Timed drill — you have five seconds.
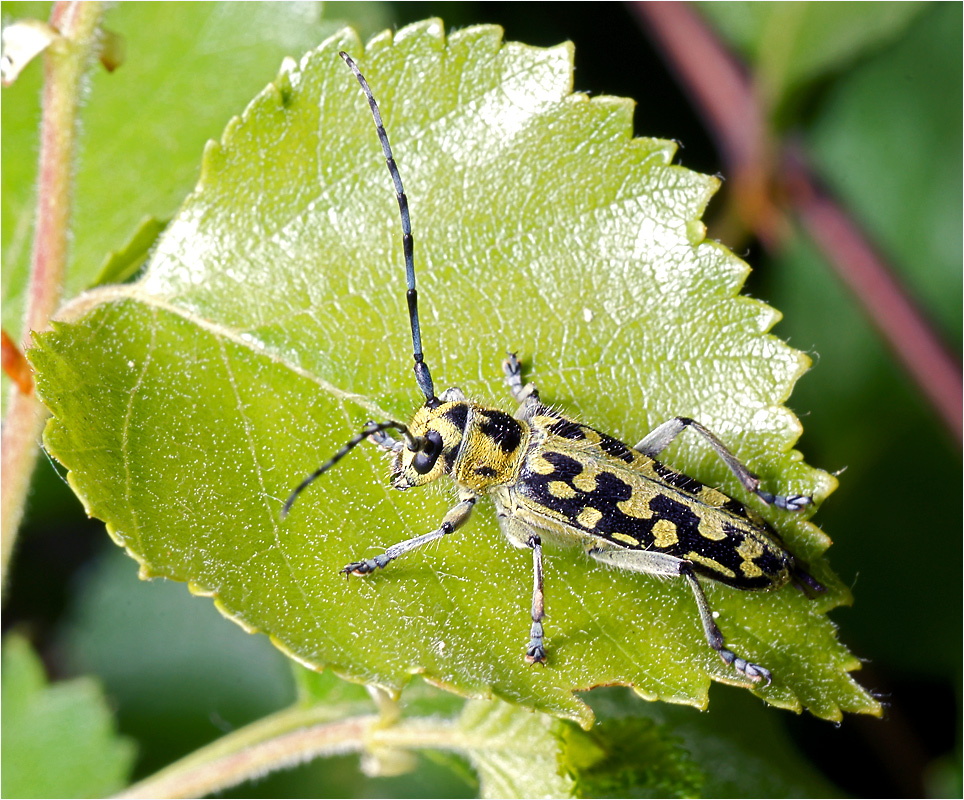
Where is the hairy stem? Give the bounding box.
[115,706,475,799]
[117,707,376,799]
[1,2,104,593]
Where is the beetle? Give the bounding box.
[283,52,823,685]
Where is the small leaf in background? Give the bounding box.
[559,716,703,798]
[293,661,375,708]
[449,701,704,798]
[91,216,169,288]
[585,686,843,797]
[32,20,878,728]
[695,1,926,112]
[54,546,295,777]
[1,634,136,798]
[455,701,575,799]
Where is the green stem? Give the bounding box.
[0,1,103,594]
[116,706,469,799]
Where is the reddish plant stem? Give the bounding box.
[631,1,962,441]
[1,2,103,593]
[782,149,962,440]
[26,3,78,333]
[633,1,788,249]
[633,2,761,172]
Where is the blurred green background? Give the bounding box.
[3,2,960,797]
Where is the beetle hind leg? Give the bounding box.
[680,564,772,685]
[588,544,773,685]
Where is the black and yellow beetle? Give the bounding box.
[283,52,823,686]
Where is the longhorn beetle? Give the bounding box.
[283,52,824,685]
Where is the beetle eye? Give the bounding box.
[412,430,444,475]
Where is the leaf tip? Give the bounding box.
[394,17,447,47]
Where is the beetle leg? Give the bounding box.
[633,417,811,512]
[497,513,550,662]
[367,422,404,453]
[341,490,476,576]
[588,544,772,685]
[679,564,772,685]
[525,534,546,663]
[502,353,541,408]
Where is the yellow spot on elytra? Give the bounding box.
[578,507,603,529]
[740,561,763,578]
[652,519,679,548]
[573,472,597,492]
[697,517,728,541]
[698,487,729,507]
[737,537,764,560]
[611,532,639,546]
[617,498,652,519]
[736,536,765,578]
[530,456,555,475]
[687,552,736,579]
[579,426,601,444]
[548,481,576,499]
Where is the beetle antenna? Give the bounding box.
[282,420,418,517]
[340,51,437,405]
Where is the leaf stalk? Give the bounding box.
[115,705,481,800]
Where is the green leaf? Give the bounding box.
[448,701,703,798]
[1,1,389,409]
[293,662,374,708]
[587,687,843,796]
[1,634,136,798]
[91,216,169,287]
[31,20,879,727]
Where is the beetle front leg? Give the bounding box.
[502,353,541,408]
[342,491,477,576]
[367,421,404,453]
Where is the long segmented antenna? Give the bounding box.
[281,420,417,518]
[340,51,437,404]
